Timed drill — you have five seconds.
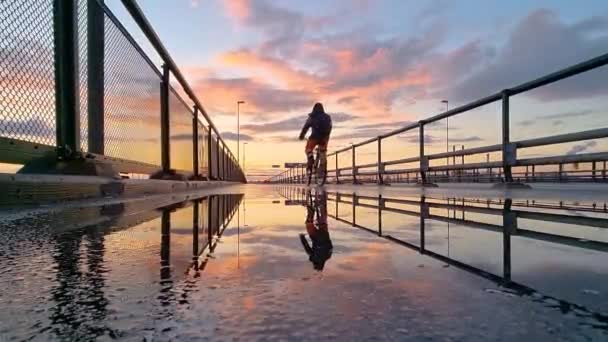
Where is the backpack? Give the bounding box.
[313,113,332,136]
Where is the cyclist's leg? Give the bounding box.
[305,138,318,172]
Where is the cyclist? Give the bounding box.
[298,102,332,174]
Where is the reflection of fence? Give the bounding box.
[0,0,244,182]
[268,53,608,185]
[276,186,608,327]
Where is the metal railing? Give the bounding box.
[268,52,608,185]
[0,0,245,182]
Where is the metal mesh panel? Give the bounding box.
[78,0,88,151]
[210,137,218,179]
[169,88,193,172]
[103,10,161,165]
[199,124,209,176]
[0,0,56,145]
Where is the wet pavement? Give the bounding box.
[0,184,607,341]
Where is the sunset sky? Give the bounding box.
[2,0,607,179]
[106,0,608,179]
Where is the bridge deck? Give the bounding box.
[0,184,606,340]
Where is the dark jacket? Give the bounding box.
[299,112,332,140]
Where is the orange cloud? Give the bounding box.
[218,50,321,91]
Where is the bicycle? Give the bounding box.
[307,146,327,186]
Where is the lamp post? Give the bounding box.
[243,142,248,176]
[237,100,245,164]
[441,100,449,167]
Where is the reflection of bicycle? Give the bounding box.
[307,146,327,186]
[299,189,332,271]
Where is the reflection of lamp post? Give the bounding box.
[237,100,245,164]
[237,204,240,269]
[441,100,449,166]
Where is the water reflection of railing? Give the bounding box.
[276,186,608,330]
[22,193,242,339]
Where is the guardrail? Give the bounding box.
[0,0,245,182]
[268,52,608,185]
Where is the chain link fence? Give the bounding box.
[0,0,56,146]
[103,7,162,166]
[169,88,194,172]
[78,0,89,151]
[199,124,209,177]
[0,1,244,181]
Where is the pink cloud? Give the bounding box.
[223,0,251,22]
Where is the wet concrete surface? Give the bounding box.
[0,184,607,341]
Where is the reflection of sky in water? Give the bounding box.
[0,185,607,340]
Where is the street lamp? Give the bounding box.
[441,100,449,166]
[237,100,245,164]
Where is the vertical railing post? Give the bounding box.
[501,90,515,183]
[419,122,428,184]
[207,126,213,180]
[377,194,383,236]
[224,147,228,180]
[87,0,104,154]
[592,161,597,181]
[160,64,170,173]
[221,145,226,180]
[227,155,231,181]
[352,145,358,184]
[420,196,427,253]
[352,193,357,226]
[192,106,199,179]
[192,200,199,261]
[216,136,221,180]
[160,209,171,280]
[377,138,384,185]
[503,199,515,282]
[335,152,340,184]
[207,196,214,242]
[54,0,80,155]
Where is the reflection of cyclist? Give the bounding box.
[299,190,333,271]
[299,103,332,174]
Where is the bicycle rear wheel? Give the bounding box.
[316,151,327,186]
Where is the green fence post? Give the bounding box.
[192,106,199,179]
[87,0,105,154]
[160,64,170,173]
[54,0,80,155]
